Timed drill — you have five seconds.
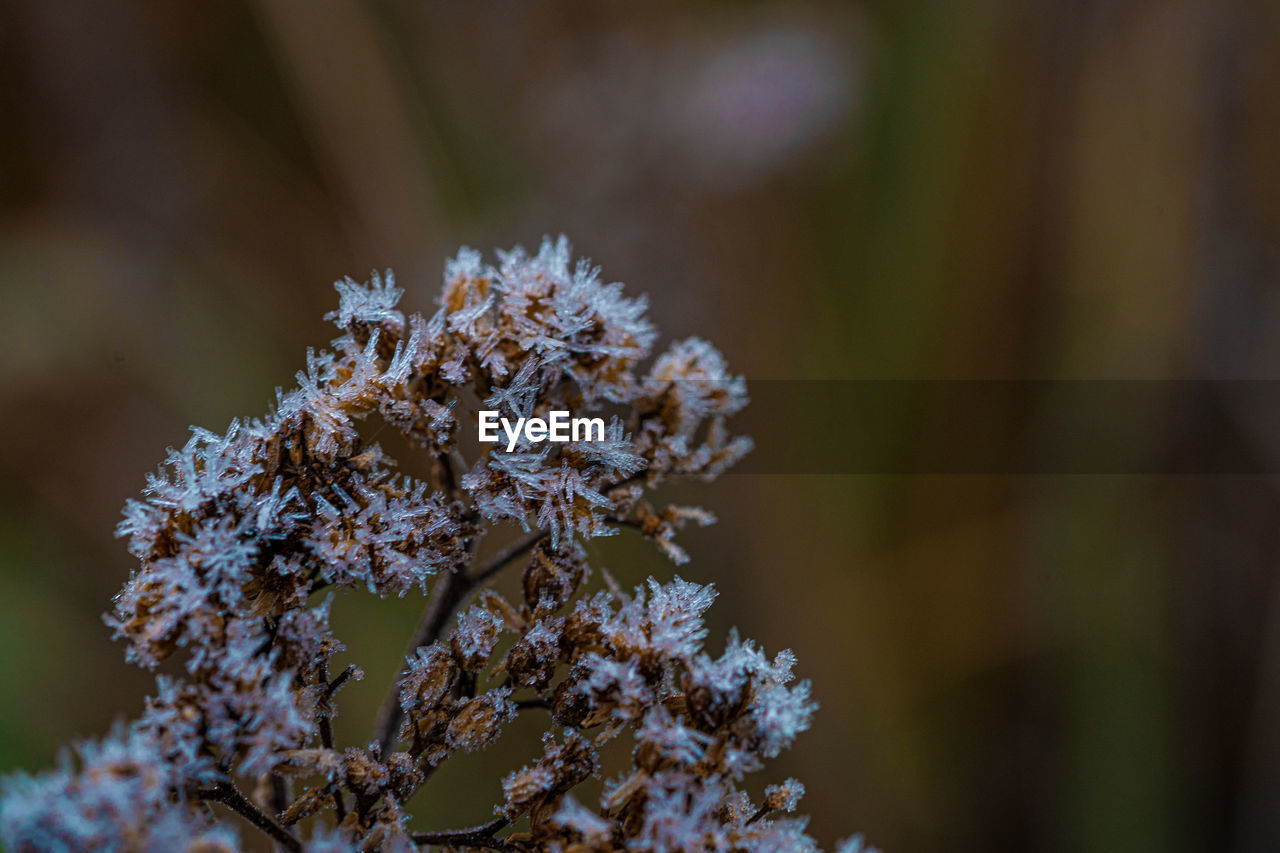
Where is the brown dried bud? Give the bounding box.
[400,645,458,714]
[280,785,332,826]
[563,595,610,652]
[445,688,516,753]
[551,676,591,728]
[502,764,557,820]
[273,748,340,778]
[450,605,501,671]
[478,589,525,632]
[683,675,748,731]
[522,546,588,610]
[505,620,564,690]
[762,778,804,813]
[384,751,424,802]
[502,732,599,822]
[341,749,389,799]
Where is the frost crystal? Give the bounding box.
[0,237,865,852]
[0,726,229,852]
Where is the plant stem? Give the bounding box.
[371,568,473,755]
[371,530,546,755]
[317,662,348,822]
[269,774,290,828]
[192,781,301,852]
[412,816,509,849]
[324,664,359,699]
[468,530,545,585]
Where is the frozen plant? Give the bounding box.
[0,237,871,852]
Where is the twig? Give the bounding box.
[316,663,348,823]
[435,450,458,497]
[324,663,359,700]
[605,470,648,494]
[371,568,473,755]
[412,816,510,849]
[269,774,290,831]
[468,530,546,585]
[372,530,546,755]
[192,781,301,852]
[316,716,347,822]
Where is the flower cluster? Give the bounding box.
[0,726,234,853]
[0,237,869,852]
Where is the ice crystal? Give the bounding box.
[326,270,404,333]
[764,777,806,813]
[451,605,503,671]
[0,726,229,853]
[0,237,865,852]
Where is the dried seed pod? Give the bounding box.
[501,732,599,821]
[399,645,458,716]
[280,784,333,826]
[522,544,588,610]
[505,619,565,690]
[551,673,592,729]
[445,688,516,754]
[450,605,502,672]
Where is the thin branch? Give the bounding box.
[412,816,509,849]
[316,662,348,823]
[468,530,546,585]
[605,470,648,494]
[324,663,359,700]
[372,529,546,755]
[269,774,290,831]
[435,450,458,497]
[192,781,301,852]
[316,716,347,822]
[514,697,551,711]
[371,568,473,755]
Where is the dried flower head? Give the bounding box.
[0,237,871,852]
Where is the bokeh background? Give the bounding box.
[4,1,1280,851]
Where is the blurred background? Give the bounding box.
[3,1,1280,851]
